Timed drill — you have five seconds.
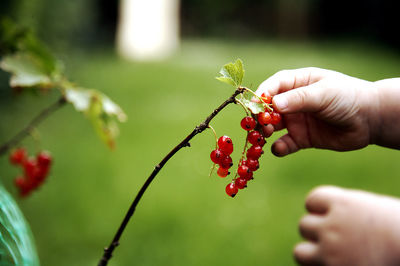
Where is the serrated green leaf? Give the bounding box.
[0,53,53,88]
[240,91,265,114]
[216,59,245,87]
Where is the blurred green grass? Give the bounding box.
[1,39,400,266]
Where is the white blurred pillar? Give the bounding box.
[117,0,180,61]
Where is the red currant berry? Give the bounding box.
[9,148,27,165]
[261,92,272,104]
[237,165,250,178]
[246,159,259,171]
[225,182,238,198]
[210,149,223,164]
[217,167,230,178]
[14,176,31,197]
[235,177,247,189]
[23,158,38,180]
[37,151,52,168]
[248,131,264,146]
[218,136,233,155]
[245,171,254,181]
[240,116,256,131]
[258,138,266,147]
[219,155,233,169]
[257,112,272,126]
[271,112,282,125]
[246,145,263,159]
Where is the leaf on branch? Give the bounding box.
[65,87,127,149]
[216,59,245,87]
[240,90,265,114]
[0,53,54,88]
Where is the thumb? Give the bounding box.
[272,82,326,114]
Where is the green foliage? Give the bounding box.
[65,87,127,149]
[239,91,265,114]
[216,58,244,87]
[0,19,126,148]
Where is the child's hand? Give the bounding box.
[256,67,380,156]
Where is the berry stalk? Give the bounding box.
[98,87,245,266]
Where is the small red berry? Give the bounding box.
[248,131,264,146]
[217,167,230,178]
[14,177,31,197]
[219,155,233,169]
[218,136,233,155]
[37,151,52,168]
[237,165,250,178]
[246,145,264,159]
[240,116,256,131]
[246,159,259,171]
[271,112,282,125]
[235,177,247,189]
[257,112,272,126]
[261,93,272,104]
[9,148,27,165]
[225,182,238,198]
[23,158,38,180]
[258,138,266,147]
[210,149,223,164]
[245,171,254,181]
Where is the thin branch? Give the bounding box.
[0,96,66,156]
[98,87,245,266]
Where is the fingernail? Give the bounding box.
[273,95,288,111]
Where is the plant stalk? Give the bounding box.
[98,87,245,266]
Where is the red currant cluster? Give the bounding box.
[210,136,234,178]
[210,93,281,198]
[9,148,52,197]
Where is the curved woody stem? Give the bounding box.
[98,87,245,266]
[0,96,66,156]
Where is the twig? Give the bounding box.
[98,87,245,266]
[0,96,66,156]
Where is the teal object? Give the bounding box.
[0,185,39,265]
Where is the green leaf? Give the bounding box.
[0,53,54,88]
[216,59,244,87]
[65,87,127,149]
[240,90,265,114]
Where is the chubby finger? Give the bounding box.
[271,134,300,157]
[294,242,321,266]
[272,81,327,114]
[299,215,324,242]
[305,185,343,214]
[256,67,328,97]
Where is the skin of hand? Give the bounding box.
[295,185,400,266]
[255,67,385,156]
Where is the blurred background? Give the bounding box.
[1,0,400,265]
